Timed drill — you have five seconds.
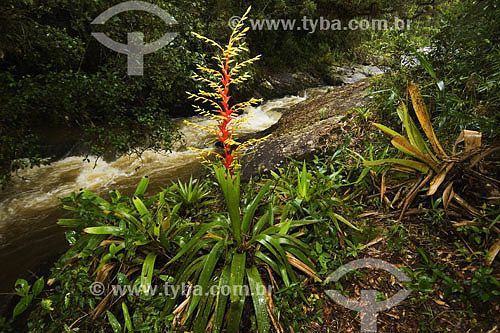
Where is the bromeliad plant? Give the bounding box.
[48,177,188,331]
[364,84,500,228]
[42,8,317,333]
[169,176,212,212]
[169,8,318,332]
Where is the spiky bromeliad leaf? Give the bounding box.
[396,103,437,162]
[241,181,271,236]
[363,158,430,173]
[185,241,224,323]
[226,253,246,333]
[372,122,402,138]
[134,176,150,197]
[166,221,220,265]
[408,84,448,158]
[57,218,86,227]
[106,311,122,333]
[193,278,218,332]
[132,196,151,225]
[121,302,133,332]
[247,265,271,333]
[214,165,242,244]
[83,226,122,236]
[391,136,440,173]
[212,264,231,333]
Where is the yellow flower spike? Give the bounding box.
[186,6,270,171]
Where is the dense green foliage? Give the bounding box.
[368,0,500,142]
[4,145,499,331]
[3,144,371,331]
[432,0,500,139]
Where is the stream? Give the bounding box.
[0,87,330,294]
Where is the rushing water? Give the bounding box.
[0,88,330,292]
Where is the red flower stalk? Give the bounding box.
[186,8,263,176]
[218,54,235,172]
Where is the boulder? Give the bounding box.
[241,79,372,179]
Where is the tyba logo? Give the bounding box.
[326,258,412,333]
[91,1,178,75]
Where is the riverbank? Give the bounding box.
[0,67,382,315]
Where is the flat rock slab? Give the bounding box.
[241,79,372,179]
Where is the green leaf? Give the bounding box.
[166,221,219,265]
[354,167,370,184]
[32,277,44,297]
[259,219,317,236]
[297,161,312,201]
[185,241,224,322]
[214,166,241,245]
[212,264,231,333]
[140,253,157,294]
[106,310,122,333]
[241,181,271,236]
[363,159,430,173]
[59,234,106,263]
[12,294,33,319]
[329,211,360,231]
[227,253,246,333]
[415,53,443,90]
[252,210,270,236]
[193,279,217,333]
[279,234,310,252]
[255,237,289,286]
[278,218,292,235]
[164,256,205,313]
[134,176,150,197]
[254,251,280,275]
[372,123,401,138]
[81,189,110,208]
[132,196,151,224]
[266,235,298,283]
[41,299,54,312]
[113,209,146,234]
[15,279,30,297]
[247,265,270,333]
[122,302,133,332]
[397,103,437,161]
[57,218,85,227]
[391,136,440,172]
[83,226,121,235]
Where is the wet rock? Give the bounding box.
[358,65,385,76]
[254,71,324,99]
[326,65,383,85]
[241,79,372,180]
[343,71,367,84]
